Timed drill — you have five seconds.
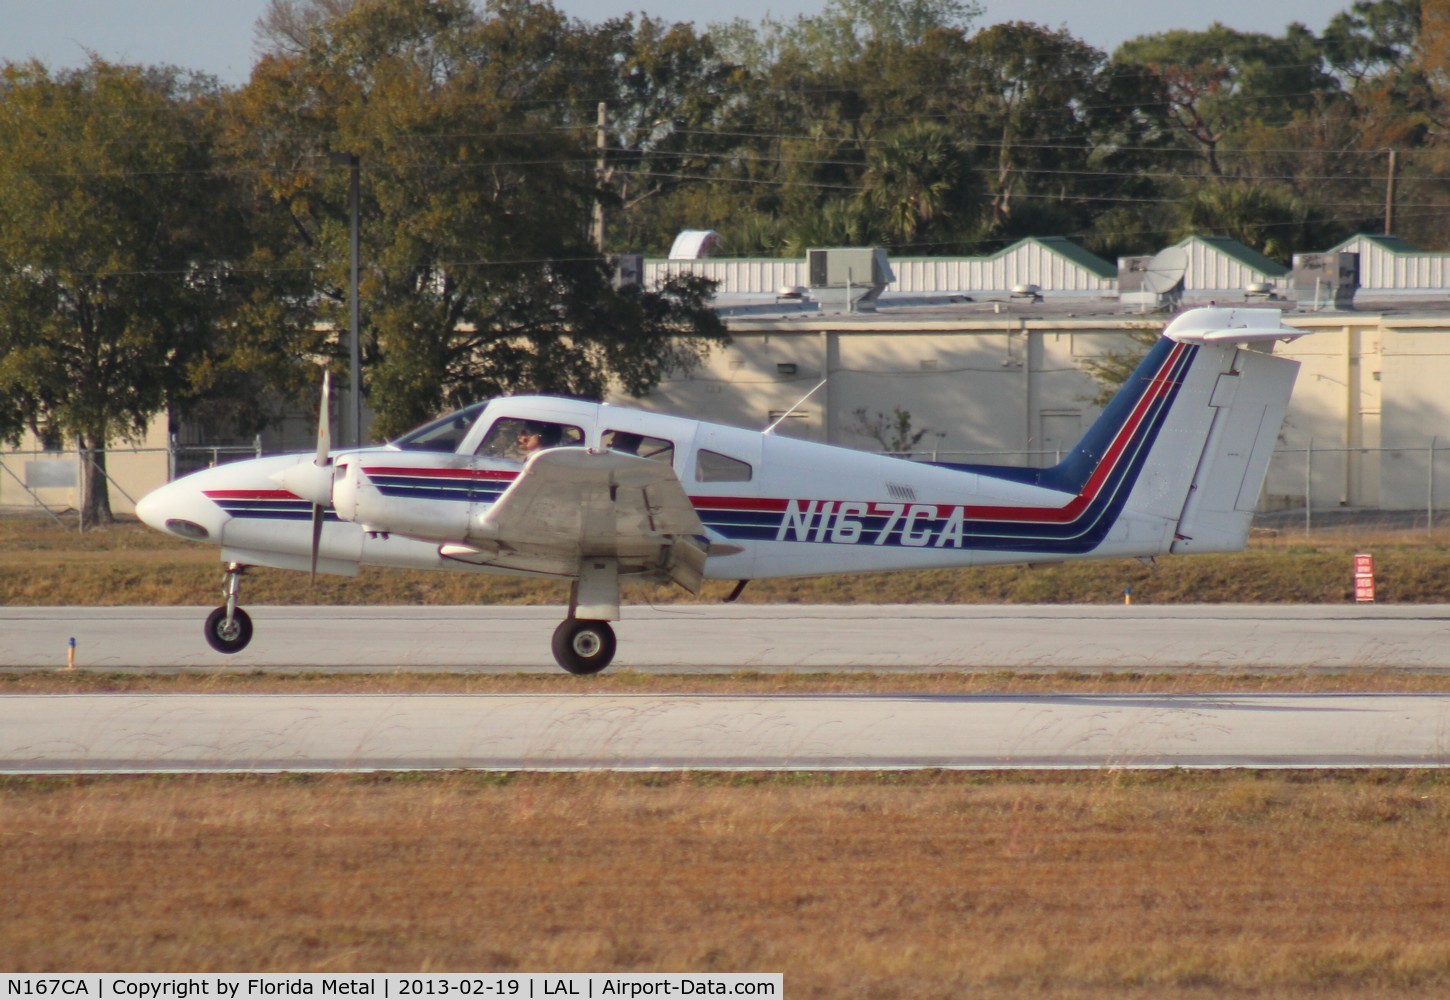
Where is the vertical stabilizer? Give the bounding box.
[1144,308,1302,554]
[1168,347,1298,554]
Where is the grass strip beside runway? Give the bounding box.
[11,516,1450,606]
[3,771,1448,997]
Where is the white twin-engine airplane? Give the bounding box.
[137,307,1304,674]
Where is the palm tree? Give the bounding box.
[1173,181,1333,264]
[859,122,980,251]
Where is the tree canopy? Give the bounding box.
[6,0,1450,517]
[0,60,296,522]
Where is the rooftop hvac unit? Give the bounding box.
[806,247,894,312]
[1292,252,1358,310]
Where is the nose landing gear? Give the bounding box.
[203,563,254,654]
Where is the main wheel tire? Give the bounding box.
[204,605,254,654]
[551,618,616,675]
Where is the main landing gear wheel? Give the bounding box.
[204,605,254,654]
[552,619,616,675]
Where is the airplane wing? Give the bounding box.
[438,448,711,592]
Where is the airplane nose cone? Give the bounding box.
[134,485,170,533]
[136,478,224,542]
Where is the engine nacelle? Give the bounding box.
[331,458,473,541]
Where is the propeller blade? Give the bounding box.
[316,371,332,468]
[310,503,325,581]
[310,372,333,581]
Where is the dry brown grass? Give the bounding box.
[11,513,1450,606]
[3,771,1448,997]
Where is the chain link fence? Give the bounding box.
[7,438,1450,536]
[0,440,264,526]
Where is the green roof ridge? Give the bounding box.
[1178,235,1288,277]
[1329,233,1425,255]
[645,237,1117,279]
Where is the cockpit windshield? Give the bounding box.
[391,402,489,453]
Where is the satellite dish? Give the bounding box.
[1143,246,1188,295]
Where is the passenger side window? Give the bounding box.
[695,449,752,483]
[603,430,674,465]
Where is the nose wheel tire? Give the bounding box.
[204,606,254,654]
[551,619,616,675]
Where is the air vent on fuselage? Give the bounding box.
[886,482,917,501]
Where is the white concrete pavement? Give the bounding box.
[1,691,1446,772]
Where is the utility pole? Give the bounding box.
[1385,148,1398,236]
[592,102,607,251]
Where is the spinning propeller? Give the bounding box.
[271,372,335,579]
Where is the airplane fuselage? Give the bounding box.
[135,307,1306,672]
[142,391,1176,584]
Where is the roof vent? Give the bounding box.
[668,229,721,260]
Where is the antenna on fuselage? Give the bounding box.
[763,378,828,435]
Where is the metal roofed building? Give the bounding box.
[1162,235,1291,298]
[1330,233,1450,294]
[646,235,1299,303]
[645,236,1118,301]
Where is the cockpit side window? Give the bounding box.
[392,403,488,453]
[603,429,674,465]
[695,449,753,483]
[476,417,584,462]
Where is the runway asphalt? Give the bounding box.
[5,603,1450,672]
[6,605,1448,773]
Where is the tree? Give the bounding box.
[586,15,744,254]
[241,0,728,437]
[1171,182,1337,263]
[859,122,981,250]
[952,23,1116,238]
[1079,330,1159,408]
[1113,25,1342,178]
[1323,0,1423,85]
[0,60,252,524]
[852,406,933,456]
[700,0,985,256]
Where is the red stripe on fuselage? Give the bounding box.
[204,489,299,501]
[959,340,1186,523]
[361,466,517,481]
[689,496,789,512]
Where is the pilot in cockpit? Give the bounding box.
[516,421,562,457]
[477,417,576,463]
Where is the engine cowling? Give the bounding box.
[271,458,334,507]
[330,458,473,542]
